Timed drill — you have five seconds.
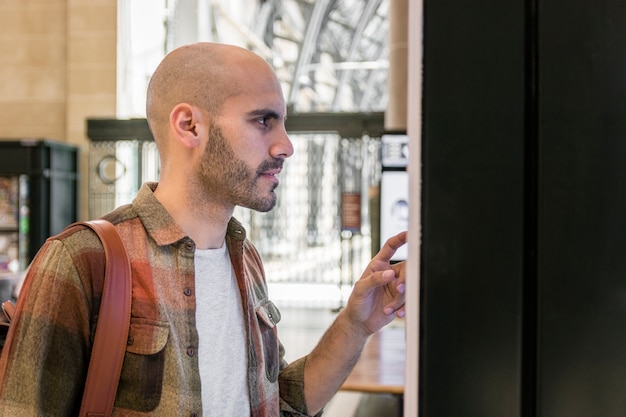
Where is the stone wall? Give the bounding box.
[0,0,117,219]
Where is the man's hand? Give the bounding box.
[301,231,407,414]
[343,231,407,336]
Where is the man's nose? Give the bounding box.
[271,127,294,159]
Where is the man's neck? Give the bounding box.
[153,181,233,249]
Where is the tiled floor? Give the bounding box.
[276,306,404,417]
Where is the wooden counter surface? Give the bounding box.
[340,322,405,395]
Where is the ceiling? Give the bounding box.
[169,0,390,114]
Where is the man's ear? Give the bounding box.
[170,103,207,148]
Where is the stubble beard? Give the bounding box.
[197,124,280,212]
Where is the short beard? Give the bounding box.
[196,124,282,212]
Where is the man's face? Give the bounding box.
[196,122,285,212]
[194,58,293,212]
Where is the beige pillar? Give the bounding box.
[386,0,409,132]
[0,0,117,221]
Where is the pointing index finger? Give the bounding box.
[374,231,407,263]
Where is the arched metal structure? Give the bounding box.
[168,0,390,113]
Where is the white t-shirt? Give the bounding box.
[194,244,251,416]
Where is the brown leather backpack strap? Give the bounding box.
[76,220,131,417]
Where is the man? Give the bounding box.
[0,42,406,416]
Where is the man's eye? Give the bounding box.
[257,116,270,127]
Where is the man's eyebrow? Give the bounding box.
[247,108,284,120]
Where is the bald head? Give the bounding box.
[146,42,274,147]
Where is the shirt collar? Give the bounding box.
[134,182,247,246]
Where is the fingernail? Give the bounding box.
[397,283,406,293]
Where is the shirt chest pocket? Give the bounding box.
[116,318,170,412]
[255,299,281,382]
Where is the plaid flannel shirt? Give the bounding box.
[0,182,317,416]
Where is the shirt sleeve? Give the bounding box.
[278,355,324,417]
[0,230,103,416]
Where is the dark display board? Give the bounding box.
[420,0,626,415]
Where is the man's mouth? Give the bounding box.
[261,168,282,177]
[257,160,284,178]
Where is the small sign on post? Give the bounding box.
[341,192,361,233]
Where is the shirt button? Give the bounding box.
[187,347,195,357]
[127,335,134,346]
[184,287,192,296]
